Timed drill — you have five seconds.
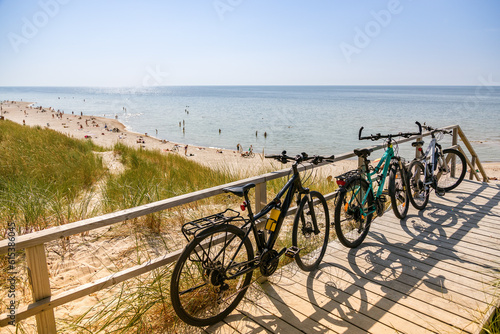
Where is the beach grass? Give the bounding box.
[0,120,105,233]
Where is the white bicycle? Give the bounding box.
[407,124,467,210]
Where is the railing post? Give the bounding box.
[415,137,422,159]
[457,126,489,182]
[254,182,267,213]
[26,244,56,334]
[470,156,477,180]
[451,127,459,178]
[254,181,268,285]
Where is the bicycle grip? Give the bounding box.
[415,121,422,135]
[358,127,364,140]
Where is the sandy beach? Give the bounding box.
[0,100,361,177]
[1,100,499,180]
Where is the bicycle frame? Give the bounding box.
[415,131,454,187]
[354,143,395,217]
[419,136,438,186]
[241,163,310,256]
[213,162,312,279]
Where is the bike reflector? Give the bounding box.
[240,202,247,211]
[336,179,346,186]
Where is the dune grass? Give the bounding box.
[102,143,234,211]
[0,120,105,233]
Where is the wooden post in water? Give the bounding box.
[26,244,56,334]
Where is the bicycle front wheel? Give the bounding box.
[334,177,373,248]
[170,224,254,327]
[389,161,409,219]
[292,191,330,271]
[436,148,466,192]
[407,160,429,210]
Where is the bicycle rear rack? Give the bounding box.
[335,169,362,184]
[181,209,245,241]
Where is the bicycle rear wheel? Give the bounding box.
[389,161,409,219]
[170,224,254,327]
[407,160,429,210]
[436,148,466,192]
[334,177,373,248]
[292,191,330,271]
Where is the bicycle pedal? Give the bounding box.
[379,195,387,203]
[285,246,300,258]
[436,188,446,197]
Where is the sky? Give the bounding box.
[0,0,499,87]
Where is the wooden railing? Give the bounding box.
[0,124,488,333]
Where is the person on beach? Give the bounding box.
[184,145,188,156]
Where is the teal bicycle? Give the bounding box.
[334,122,422,248]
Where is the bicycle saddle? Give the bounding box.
[411,141,425,147]
[223,183,256,197]
[353,148,373,158]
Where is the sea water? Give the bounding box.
[1,86,499,161]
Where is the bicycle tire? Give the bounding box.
[170,224,254,327]
[292,191,330,271]
[389,161,409,219]
[407,160,429,210]
[334,177,373,248]
[436,148,466,192]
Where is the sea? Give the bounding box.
[1,86,499,161]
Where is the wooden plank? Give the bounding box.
[232,286,307,333]
[323,242,488,312]
[369,217,500,278]
[273,266,433,333]
[25,245,56,334]
[322,245,480,332]
[243,279,368,333]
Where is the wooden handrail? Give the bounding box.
[0,124,488,332]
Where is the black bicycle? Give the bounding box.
[407,124,467,210]
[170,151,334,327]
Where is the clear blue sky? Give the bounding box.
[0,0,499,86]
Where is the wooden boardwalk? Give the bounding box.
[204,179,500,333]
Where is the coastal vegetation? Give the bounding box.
[0,120,105,232]
[1,119,337,332]
[0,120,236,236]
[0,120,241,332]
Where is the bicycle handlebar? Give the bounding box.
[265,151,335,165]
[358,121,422,141]
[422,124,453,135]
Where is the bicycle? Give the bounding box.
[407,124,466,210]
[170,151,334,327]
[241,150,255,158]
[333,122,422,248]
